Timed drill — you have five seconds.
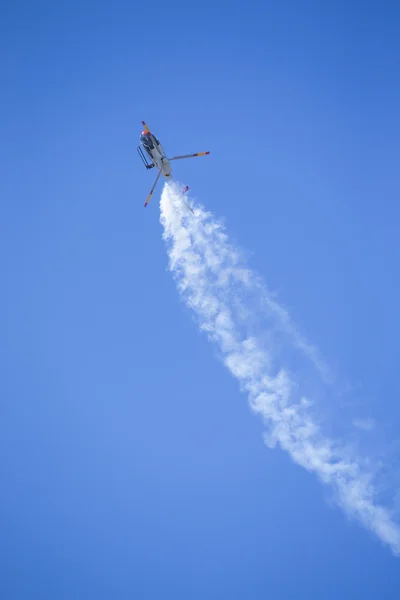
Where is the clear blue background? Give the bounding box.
[1,1,400,598]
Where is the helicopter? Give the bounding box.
[137,121,210,208]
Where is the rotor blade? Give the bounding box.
[184,200,194,215]
[141,120,150,133]
[144,169,162,208]
[169,151,210,161]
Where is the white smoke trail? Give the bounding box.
[159,180,400,556]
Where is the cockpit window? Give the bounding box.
[140,133,154,150]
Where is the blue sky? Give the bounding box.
[2,1,400,598]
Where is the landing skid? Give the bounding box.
[137,145,154,170]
